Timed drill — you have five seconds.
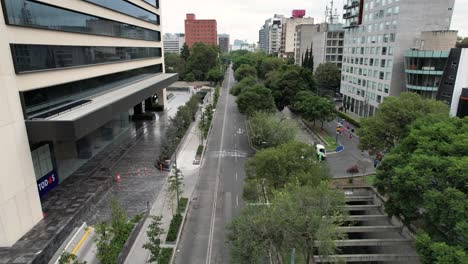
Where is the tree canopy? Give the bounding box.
[236,84,275,116]
[228,182,346,264]
[315,62,341,96]
[246,141,328,189]
[207,67,224,84]
[164,53,186,76]
[234,64,257,81]
[375,117,468,252]
[358,92,449,153]
[293,91,336,127]
[231,76,256,96]
[265,65,316,110]
[186,43,219,80]
[247,111,296,149]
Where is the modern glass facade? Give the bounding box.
[11,44,162,73]
[143,0,159,8]
[22,64,163,118]
[84,0,160,25]
[1,0,161,41]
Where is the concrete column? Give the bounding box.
[76,137,92,159]
[0,16,43,246]
[156,88,167,110]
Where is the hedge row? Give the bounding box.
[157,247,173,264]
[336,111,361,128]
[166,214,183,242]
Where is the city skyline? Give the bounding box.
[163,0,468,43]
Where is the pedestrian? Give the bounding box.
[346,122,350,129]
[349,133,353,140]
[146,201,150,211]
[374,159,379,168]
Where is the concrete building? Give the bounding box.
[163,33,185,54]
[340,0,455,117]
[259,23,269,52]
[269,15,284,55]
[295,23,345,71]
[0,0,175,247]
[218,34,230,53]
[279,13,314,58]
[437,47,468,118]
[404,31,457,99]
[184,13,217,48]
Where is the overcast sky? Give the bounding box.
[162,0,468,43]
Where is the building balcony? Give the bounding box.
[344,0,360,9]
[405,69,444,75]
[343,12,359,19]
[406,84,439,92]
[343,21,359,29]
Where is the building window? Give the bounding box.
[22,64,163,118]
[11,44,162,73]
[143,0,159,8]
[2,0,161,41]
[84,0,160,24]
[31,144,54,181]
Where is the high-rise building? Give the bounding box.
[340,0,455,118]
[269,15,284,55]
[259,22,269,52]
[164,33,185,54]
[279,14,314,58]
[0,0,175,251]
[295,23,345,71]
[184,13,217,48]
[404,30,457,99]
[218,34,230,53]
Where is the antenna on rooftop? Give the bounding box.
[326,0,340,24]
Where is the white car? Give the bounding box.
[316,144,327,160]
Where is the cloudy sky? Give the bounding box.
[162,0,468,43]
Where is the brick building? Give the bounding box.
[184,13,217,48]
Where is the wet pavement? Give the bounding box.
[0,91,193,264]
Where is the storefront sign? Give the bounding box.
[37,170,58,197]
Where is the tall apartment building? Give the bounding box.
[279,13,314,58]
[184,13,217,48]
[0,0,175,248]
[340,0,455,117]
[295,23,345,71]
[269,15,284,55]
[259,23,268,51]
[163,33,185,54]
[218,34,230,53]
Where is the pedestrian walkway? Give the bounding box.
[124,93,212,263]
[278,107,322,146]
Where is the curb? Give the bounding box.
[332,172,375,179]
[169,198,190,264]
[244,120,260,152]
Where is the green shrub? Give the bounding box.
[158,248,174,264]
[178,198,189,214]
[166,214,183,242]
[196,145,204,155]
[336,111,361,128]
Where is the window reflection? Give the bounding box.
[3,0,161,41]
[85,0,160,24]
[143,0,159,8]
[22,64,163,118]
[12,44,162,73]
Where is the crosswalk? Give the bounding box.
[207,150,248,158]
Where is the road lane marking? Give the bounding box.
[235,172,238,181]
[71,227,92,255]
[236,195,239,207]
[206,67,231,264]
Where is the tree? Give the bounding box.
[236,84,275,116]
[265,65,315,110]
[374,117,468,247]
[234,64,257,81]
[231,76,256,96]
[167,167,184,214]
[58,252,87,264]
[258,57,284,79]
[228,182,346,264]
[246,141,328,189]
[293,92,335,127]
[180,43,190,61]
[358,92,449,153]
[164,53,186,76]
[415,233,467,264]
[315,62,341,96]
[207,67,224,84]
[302,46,314,70]
[247,112,296,149]
[143,216,164,263]
[186,43,219,80]
[184,72,195,82]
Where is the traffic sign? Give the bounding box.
[336,145,345,152]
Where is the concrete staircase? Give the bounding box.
[315,187,420,263]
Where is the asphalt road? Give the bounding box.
[174,66,250,264]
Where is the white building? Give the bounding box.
[280,17,314,58]
[0,0,175,250]
[163,33,185,54]
[340,0,455,117]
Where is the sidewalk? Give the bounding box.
[124,95,210,263]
